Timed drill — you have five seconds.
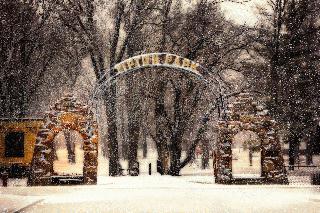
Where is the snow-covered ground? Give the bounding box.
[1,175,320,213]
[1,148,320,212]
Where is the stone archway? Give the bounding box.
[28,94,98,186]
[214,93,288,184]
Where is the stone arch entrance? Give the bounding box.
[214,93,288,184]
[28,94,98,186]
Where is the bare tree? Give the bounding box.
[0,1,83,117]
[140,0,247,175]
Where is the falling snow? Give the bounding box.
[1,0,320,212]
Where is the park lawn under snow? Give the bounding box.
[2,148,320,212]
[1,174,320,213]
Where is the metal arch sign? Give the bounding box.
[112,53,206,78]
[91,52,225,125]
[92,52,220,103]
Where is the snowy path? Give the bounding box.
[1,175,320,213]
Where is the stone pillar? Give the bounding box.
[28,128,55,186]
[215,122,233,184]
[83,140,98,184]
[82,124,98,185]
[260,120,288,184]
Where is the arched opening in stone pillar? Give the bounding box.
[232,130,261,178]
[214,93,288,184]
[53,130,84,175]
[28,94,98,186]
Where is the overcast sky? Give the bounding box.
[219,0,267,26]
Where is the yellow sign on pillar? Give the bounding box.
[0,118,43,170]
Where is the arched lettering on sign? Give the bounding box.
[93,53,221,102]
[112,53,207,78]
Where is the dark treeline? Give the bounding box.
[244,0,320,167]
[0,0,319,174]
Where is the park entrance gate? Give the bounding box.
[26,53,288,186]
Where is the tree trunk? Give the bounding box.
[106,82,121,176]
[101,134,109,158]
[288,131,300,170]
[63,129,75,163]
[168,133,182,176]
[125,75,141,176]
[53,141,58,161]
[127,124,139,176]
[306,137,313,165]
[122,143,128,160]
[143,136,147,159]
[155,81,170,174]
[168,87,183,176]
[119,101,128,160]
[201,139,210,169]
[154,0,172,175]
